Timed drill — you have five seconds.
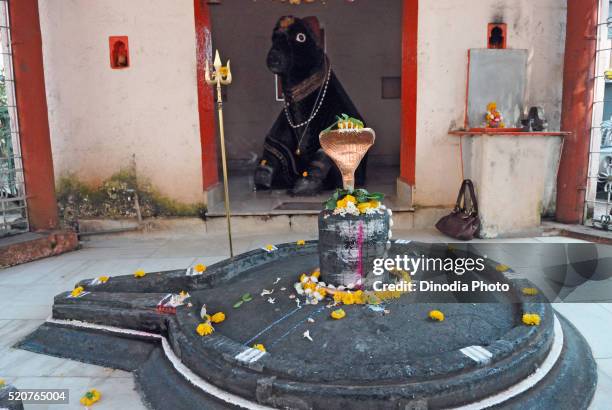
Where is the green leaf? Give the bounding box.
[242,293,252,302]
[233,301,243,308]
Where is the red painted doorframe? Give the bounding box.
[400,0,418,186]
[556,0,599,223]
[8,0,59,231]
[194,0,219,190]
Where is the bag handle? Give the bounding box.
[453,179,479,216]
[463,179,479,216]
[453,180,468,212]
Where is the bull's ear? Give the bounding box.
[302,16,322,48]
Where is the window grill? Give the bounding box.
[0,0,28,237]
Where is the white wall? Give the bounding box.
[38,0,203,203]
[415,0,567,207]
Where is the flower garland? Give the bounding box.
[324,188,385,216]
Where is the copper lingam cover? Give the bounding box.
[319,128,375,190]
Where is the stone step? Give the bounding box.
[204,207,450,234]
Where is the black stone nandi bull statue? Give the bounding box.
[254,16,367,196]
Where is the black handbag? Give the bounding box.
[435,179,481,240]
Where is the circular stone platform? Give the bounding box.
[17,241,597,410]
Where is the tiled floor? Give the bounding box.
[0,228,610,409]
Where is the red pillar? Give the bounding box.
[194,0,219,190]
[399,0,418,186]
[556,0,599,223]
[8,0,59,231]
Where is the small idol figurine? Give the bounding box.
[485,102,505,128]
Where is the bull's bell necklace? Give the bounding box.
[283,60,331,156]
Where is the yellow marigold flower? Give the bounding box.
[369,200,380,208]
[265,244,275,251]
[521,287,538,296]
[194,263,207,273]
[316,287,327,298]
[210,312,226,324]
[179,290,188,297]
[134,269,146,278]
[331,309,346,320]
[0,378,5,387]
[302,171,308,177]
[97,276,109,283]
[342,292,355,305]
[495,264,510,272]
[303,282,317,291]
[522,313,541,326]
[333,291,344,303]
[300,273,308,283]
[357,202,371,213]
[196,322,215,336]
[344,195,357,204]
[71,286,84,297]
[296,239,306,246]
[336,198,348,208]
[80,389,101,407]
[311,269,320,279]
[429,310,445,321]
[353,290,365,304]
[253,343,266,352]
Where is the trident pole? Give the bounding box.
[215,83,234,257]
[206,50,234,258]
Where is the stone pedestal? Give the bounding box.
[318,209,390,287]
[453,131,566,238]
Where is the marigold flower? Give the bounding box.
[521,287,538,296]
[0,378,5,387]
[134,269,146,278]
[196,322,215,336]
[80,389,101,407]
[97,276,109,283]
[311,269,320,279]
[253,343,266,352]
[265,244,275,251]
[296,239,306,246]
[357,202,371,213]
[333,292,344,303]
[210,312,226,323]
[71,286,84,297]
[342,292,355,305]
[495,264,510,272]
[353,290,365,304]
[331,309,346,319]
[344,195,357,203]
[429,310,445,321]
[316,287,327,298]
[522,313,541,326]
[303,282,317,291]
[194,263,207,273]
[302,171,308,177]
